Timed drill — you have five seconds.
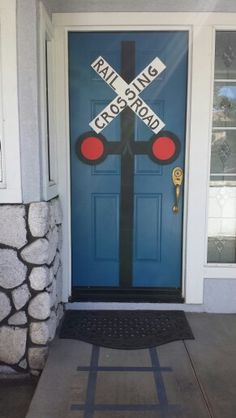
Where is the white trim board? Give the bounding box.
[53,12,236,304]
[53,12,236,27]
[39,3,59,201]
[66,302,204,312]
[0,0,21,203]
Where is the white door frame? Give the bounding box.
[53,12,236,304]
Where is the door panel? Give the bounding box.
[93,194,119,261]
[69,31,188,292]
[134,194,162,261]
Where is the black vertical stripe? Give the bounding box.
[119,41,135,288]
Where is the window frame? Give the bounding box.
[205,25,236,271]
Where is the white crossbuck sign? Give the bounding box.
[89,56,166,135]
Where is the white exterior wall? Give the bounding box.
[17,0,42,203]
[49,0,236,13]
[0,0,21,203]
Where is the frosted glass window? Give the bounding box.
[208,31,236,263]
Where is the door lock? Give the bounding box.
[172,167,183,214]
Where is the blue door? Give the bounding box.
[69,32,188,296]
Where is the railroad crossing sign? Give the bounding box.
[89,55,166,134]
[77,50,180,166]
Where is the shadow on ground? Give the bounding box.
[0,375,38,418]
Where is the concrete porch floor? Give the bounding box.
[26,313,236,418]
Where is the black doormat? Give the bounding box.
[59,310,194,349]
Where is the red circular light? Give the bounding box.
[152,136,176,161]
[81,136,105,161]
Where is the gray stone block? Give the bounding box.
[50,198,63,227]
[29,266,51,291]
[0,205,27,249]
[0,365,17,374]
[56,303,64,324]
[49,278,57,308]
[18,359,28,369]
[21,239,49,265]
[0,292,11,321]
[0,249,27,289]
[28,202,50,237]
[28,292,51,320]
[47,311,57,341]
[46,227,59,265]
[0,327,27,364]
[28,347,48,370]
[30,322,49,345]
[52,252,60,275]
[12,284,31,310]
[8,311,27,325]
[48,267,54,286]
[56,266,63,304]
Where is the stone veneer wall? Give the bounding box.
[0,197,64,375]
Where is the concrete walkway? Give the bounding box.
[26,313,236,418]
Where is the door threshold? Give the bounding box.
[71,287,183,303]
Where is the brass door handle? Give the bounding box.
[172,167,183,214]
